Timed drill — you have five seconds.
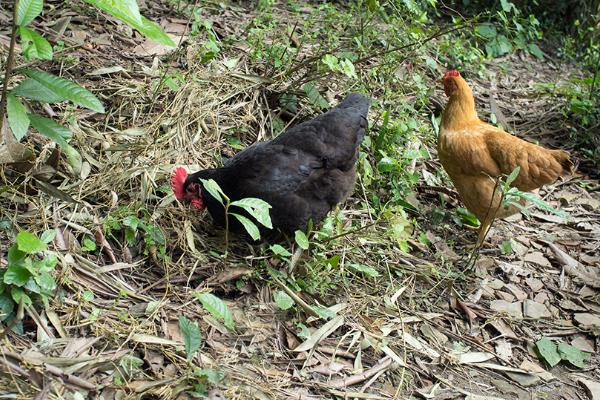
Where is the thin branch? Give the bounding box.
[0,0,20,134]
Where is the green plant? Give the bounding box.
[0,0,173,168]
[1,230,57,329]
[199,179,273,250]
[103,206,167,258]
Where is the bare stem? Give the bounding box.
[0,0,20,133]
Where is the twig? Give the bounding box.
[0,0,20,134]
[287,246,304,275]
[327,356,393,389]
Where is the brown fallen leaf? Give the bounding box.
[490,300,523,319]
[574,313,600,329]
[523,300,551,319]
[524,251,552,268]
[578,378,600,400]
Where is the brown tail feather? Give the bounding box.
[553,150,574,175]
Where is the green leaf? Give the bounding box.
[28,114,71,149]
[34,271,56,293]
[82,237,97,252]
[12,78,66,103]
[536,337,561,367]
[270,244,292,257]
[84,0,174,46]
[178,315,202,361]
[528,43,544,59]
[302,83,329,110]
[82,290,94,301]
[40,229,56,244]
[17,230,47,254]
[322,54,338,70]
[7,244,26,267]
[294,230,309,250]
[557,342,590,368]
[19,26,53,60]
[505,166,520,187]
[0,294,15,321]
[476,24,497,39]
[16,0,43,26]
[199,179,225,205]
[6,94,30,141]
[347,263,380,278]
[273,290,294,310]
[510,190,568,219]
[23,69,105,112]
[500,0,514,12]
[500,240,514,255]
[11,287,32,306]
[195,293,234,331]
[230,213,261,241]
[339,59,358,79]
[230,197,273,229]
[82,0,142,25]
[4,265,31,287]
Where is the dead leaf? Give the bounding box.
[574,313,600,329]
[578,378,600,400]
[456,351,495,364]
[495,340,512,361]
[525,277,544,292]
[519,360,555,382]
[132,34,182,56]
[523,300,551,319]
[524,251,552,268]
[293,316,344,352]
[490,300,523,319]
[571,335,595,353]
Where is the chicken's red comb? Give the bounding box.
[443,70,461,79]
[171,167,187,200]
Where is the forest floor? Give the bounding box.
[0,1,599,399]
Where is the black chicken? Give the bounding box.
[171,93,370,238]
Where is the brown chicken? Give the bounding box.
[438,70,573,245]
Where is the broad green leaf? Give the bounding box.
[82,290,94,301]
[0,294,15,321]
[536,337,561,367]
[24,278,41,294]
[322,54,338,70]
[6,94,30,141]
[303,83,329,110]
[37,253,57,272]
[17,230,47,254]
[294,230,309,250]
[178,315,202,361]
[476,24,497,39]
[339,59,358,79]
[19,27,53,60]
[4,265,31,287]
[16,0,43,27]
[23,69,104,112]
[347,263,380,278]
[10,288,32,306]
[273,290,294,310]
[40,229,56,244]
[199,179,225,205]
[528,43,544,59]
[500,0,515,13]
[270,244,292,257]
[28,114,71,148]
[12,78,66,103]
[505,166,520,187]
[230,213,260,241]
[84,0,174,46]
[83,0,142,25]
[7,245,26,267]
[34,271,56,293]
[230,198,273,229]
[557,342,590,368]
[195,293,234,330]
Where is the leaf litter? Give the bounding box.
[0,1,599,399]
